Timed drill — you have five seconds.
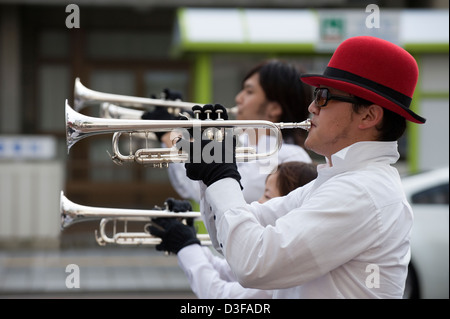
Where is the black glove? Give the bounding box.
[165,197,192,212]
[165,198,194,227]
[142,106,175,121]
[147,218,200,254]
[140,89,183,142]
[141,107,175,142]
[178,104,241,187]
[150,88,183,101]
[162,88,183,101]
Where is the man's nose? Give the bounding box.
[307,101,318,114]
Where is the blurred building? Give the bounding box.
[0,0,448,247]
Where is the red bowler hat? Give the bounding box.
[300,36,426,124]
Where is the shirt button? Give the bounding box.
[220,243,223,248]
[213,215,216,220]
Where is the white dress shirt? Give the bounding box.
[202,141,413,298]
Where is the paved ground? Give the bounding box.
[0,246,196,299]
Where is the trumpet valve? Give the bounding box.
[203,104,214,120]
[215,109,224,120]
[192,105,202,119]
[150,163,169,169]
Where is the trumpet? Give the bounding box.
[66,100,311,167]
[60,191,211,246]
[100,101,238,120]
[74,77,238,117]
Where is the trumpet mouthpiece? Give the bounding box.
[276,119,311,131]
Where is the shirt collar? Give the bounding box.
[318,141,400,173]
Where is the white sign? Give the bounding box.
[0,135,56,160]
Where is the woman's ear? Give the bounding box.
[358,104,384,129]
[266,101,283,122]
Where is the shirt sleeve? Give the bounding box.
[199,182,222,253]
[167,162,201,202]
[177,244,273,299]
[201,246,236,282]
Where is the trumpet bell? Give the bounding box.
[60,191,211,246]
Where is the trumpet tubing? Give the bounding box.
[60,191,211,246]
[66,100,311,166]
[74,77,204,113]
[110,132,258,167]
[95,218,211,246]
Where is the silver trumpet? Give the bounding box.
[66,100,311,167]
[74,77,238,117]
[60,191,211,246]
[100,101,238,120]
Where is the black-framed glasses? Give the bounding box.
[314,88,361,107]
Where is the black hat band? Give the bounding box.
[323,67,412,109]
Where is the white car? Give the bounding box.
[402,166,449,299]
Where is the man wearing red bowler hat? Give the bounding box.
[153,36,426,298]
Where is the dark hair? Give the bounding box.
[243,59,312,147]
[275,161,318,196]
[377,109,407,141]
[351,97,407,141]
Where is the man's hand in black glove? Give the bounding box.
[142,106,175,121]
[142,88,186,121]
[165,197,192,212]
[141,89,193,143]
[177,104,242,188]
[147,218,200,254]
[141,107,175,142]
[150,88,183,101]
[165,198,194,227]
[162,88,183,101]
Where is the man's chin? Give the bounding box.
[304,138,313,152]
[304,138,321,157]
